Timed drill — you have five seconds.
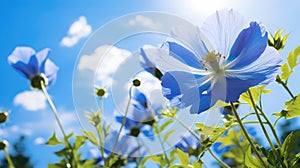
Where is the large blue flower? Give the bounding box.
[8,47,59,88]
[150,9,281,114]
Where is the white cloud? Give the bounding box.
[13,90,47,111]
[128,15,160,28]
[61,16,92,47]
[78,45,131,87]
[34,137,45,145]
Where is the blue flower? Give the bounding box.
[150,9,281,114]
[8,47,59,88]
[114,88,160,139]
[175,131,201,156]
[140,45,164,80]
[86,130,145,166]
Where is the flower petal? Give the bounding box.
[10,62,34,79]
[161,71,212,114]
[44,59,59,86]
[8,47,38,78]
[226,46,281,97]
[36,48,51,73]
[166,42,203,69]
[7,47,36,64]
[131,88,149,111]
[201,9,247,56]
[226,22,268,69]
[168,24,212,60]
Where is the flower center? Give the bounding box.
[201,51,226,75]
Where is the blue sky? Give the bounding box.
[1,0,300,167]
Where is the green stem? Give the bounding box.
[277,75,296,100]
[208,149,230,168]
[248,91,284,167]
[96,97,105,165]
[175,117,201,141]
[230,102,267,167]
[274,116,283,129]
[40,81,78,168]
[4,149,15,168]
[256,106,282,148]
[175,118,230,168]
[41,82,68,139]
[153,123,170,166]
[108,86,133,160]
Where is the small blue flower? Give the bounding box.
[151,9,281,114]
[140,45,164,80]
[175,131,201,156]
[114,88,160,139]
[86,130,145,166]
[8,47,59,88]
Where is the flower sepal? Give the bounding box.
[30,74,48,89]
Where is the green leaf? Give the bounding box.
[283,94,300,119]
[193,161,203,168]
[140,155,162,167]
[176,148,189,165]
[280,63,292,81]
[161,107,178,118]
[281,131,300,157]
[195,123,226,136]
[108,154,119,167]
[82,130,99,146]
[245,146,262,168]
[240,86,271,108]
[164,130,176,142]
[288,46,300,69]
[160,119,174,132]
[46,132,63,146]
[169,164,193,168]
[54,147,68,157]
[74,135,88,150]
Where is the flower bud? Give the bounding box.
[0,140,8,150]
[130,127,140,137]
[132,79,141,87]
[0,112,8,123]
[268,30,289,51]
[96,88,106,97]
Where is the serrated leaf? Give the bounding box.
[160,119,174,132]
[82,130,99,146]
[164,130,175,142]
[195,123,226,136]
[284,94,300,119]
[245,146,262,168]
[46,132,63,146]
[280,63,292,81]
[288,46,300,69]
[176,148,189,165]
